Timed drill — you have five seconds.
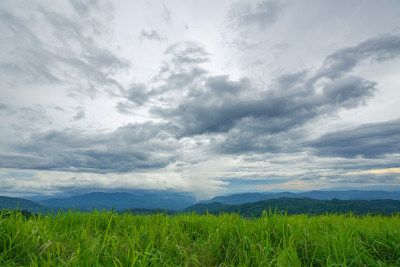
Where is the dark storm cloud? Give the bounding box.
[145,34,400,156]
[204,76,250,96]
[125,83,150,105]
[0,123,180,173]
[316,34,400,79]
[154,71,376,138]
[306,119,400,159]
[0,0,128,96]
[115,102,135,115]
[320,76,376,108]
[139,30,165,42]
[214,120,301,154]
[72,110,85,120]
[0,103,10,111]
[229,0,283,31]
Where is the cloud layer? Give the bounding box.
[1,0,400,197]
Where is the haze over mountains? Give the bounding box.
[38,191,195,211]
[1,190,400,215]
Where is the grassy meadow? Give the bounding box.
[1,209,399,266]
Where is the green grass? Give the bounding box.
[1,209,399,266]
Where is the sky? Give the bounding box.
[0,0,400,199]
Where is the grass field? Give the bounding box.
[1,209,399,266]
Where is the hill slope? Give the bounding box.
[0,196,48,213]
[187,197,400,216]
[201,190,400,205]
[183,202,230,213]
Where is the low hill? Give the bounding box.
[0,196,48,213]
[183,202,229,213]
[189,197,400,217]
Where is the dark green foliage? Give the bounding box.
[187,197,400,217]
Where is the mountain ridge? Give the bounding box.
[186,197,400,216]
[38,191,196,211]
[2,189,400,214]
[200,190,400,205]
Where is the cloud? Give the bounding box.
[152,62,376,140]
[0,123,181,173]
[164,42,209,65]
[2,31,397,181]
[161,4,171,24]
[73,110,85,120]
[135,33,400,159]
[346,168,400,175]
[0,103,10,111]
[18,105,51,125]
[139,30,166,42]
[116,42,210,113]
[105,33,397,159]
[306,119,400,158]
[0,0,128,97]
[316,34,400,79]
[124,83,149,105]
[229,1,283,31]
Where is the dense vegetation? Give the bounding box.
[187,198,400,217]
[1,209,399,266]
[119,208,176,215]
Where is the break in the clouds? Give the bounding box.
[1,0,400,199]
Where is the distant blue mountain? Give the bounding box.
[298,190,400,200]
[200,192,299,205]
[201,190,400,205]
[5,189,400,213]
[39,191,196,211]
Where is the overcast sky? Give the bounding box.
[1,0,400,199]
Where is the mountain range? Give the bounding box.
[201,190,400,205]
[186,198,400,216]
[38,191,196,211]
[1,190,400,214]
